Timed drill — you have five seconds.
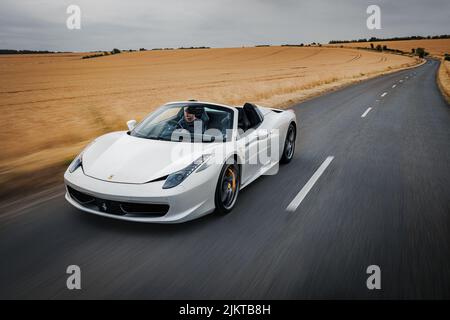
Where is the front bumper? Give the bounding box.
[64,167,218,223]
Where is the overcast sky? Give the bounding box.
[0,0,448,51]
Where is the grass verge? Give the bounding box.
[437,60,450,104]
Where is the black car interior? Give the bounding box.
[175,103,260,133]
[205,110,230,131]
[171,102,263,133]
[177,105,234,140]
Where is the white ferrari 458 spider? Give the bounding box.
[64,101,297,223]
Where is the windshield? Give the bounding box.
[130,103,234,142]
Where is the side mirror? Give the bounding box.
[127,119,137,131]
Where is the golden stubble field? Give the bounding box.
[0,46,419,199]
[330,39,450,58]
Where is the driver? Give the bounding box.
[177,105,207,134]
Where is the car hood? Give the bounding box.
[82,132,217,184]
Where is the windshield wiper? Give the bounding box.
[148,135,169,141]
[131,132,168,141]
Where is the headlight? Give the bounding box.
[68,153,83,173]
[68,140,96,173]
[163,155,211,189]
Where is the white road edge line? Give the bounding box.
[286,156,334,212]
[381,92,387,97]
[361,107,372,118]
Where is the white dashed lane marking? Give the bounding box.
[286,156,334,212]
[361,107,372,118]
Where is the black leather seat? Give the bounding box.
[199,109,209,126]
[205,111,225,129]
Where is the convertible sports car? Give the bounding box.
[64,101,297,223]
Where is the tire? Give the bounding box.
[214,160,240,215]
[280,123,296,164]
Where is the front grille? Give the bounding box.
[67,186,169,217]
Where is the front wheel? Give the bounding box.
[280,123,296,164]
[215,161,240,215]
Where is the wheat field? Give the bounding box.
[330,39,450,58]
[0,46,419,198]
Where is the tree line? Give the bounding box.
[329,35,450,44]
[0,49,65,54]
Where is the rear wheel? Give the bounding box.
[215,161,240,214]
[280,123,296,164]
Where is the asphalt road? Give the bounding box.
[1,59,449,299]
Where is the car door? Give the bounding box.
[238,129,261,185]
[256,126,271,167]
[237,104,267,185]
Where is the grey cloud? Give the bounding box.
[0,0,448,51]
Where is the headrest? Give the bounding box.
[243,102,257,110]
